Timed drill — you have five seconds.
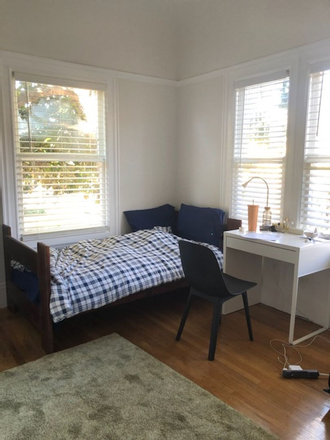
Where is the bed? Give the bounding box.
[2,214,240,354]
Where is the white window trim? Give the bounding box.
[222,54,300,227]
[232,74,290,226]
[222,42,330,231]
[0,52,119,248]
[297,61,330,232]
[290,53,330,231]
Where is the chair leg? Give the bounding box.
[176,292,194,341]
[208,303,222,361]
[242,292,253,341]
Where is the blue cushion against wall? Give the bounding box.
[177,204,225,246]
[124,204,176,232]
[11,269,40,304]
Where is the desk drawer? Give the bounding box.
[226,236,297,264]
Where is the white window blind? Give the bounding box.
[231,75,290,227]
[300,70,330,232]
[13,77,108,239]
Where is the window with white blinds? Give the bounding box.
[13,77,108,239]
[231,75,290,227]
[300,70,330,232]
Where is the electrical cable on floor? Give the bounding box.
[269,335,330,376]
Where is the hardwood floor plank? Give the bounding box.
[0,297,329,439]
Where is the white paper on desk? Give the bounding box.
[318,233,330,240]
[314,237,330,243]
[243,232,282,242]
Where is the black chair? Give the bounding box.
[176,240,256,361]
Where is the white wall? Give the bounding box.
[118,78,177,232]
[0,53,178,306]
[0,0,178,80]
[175,38,330,325]
[176,76,227,209]
[4,0,330,82]
[177,0,330,80]
[0,0,179,306]
[261,260,330,329]
[2,0,330,317]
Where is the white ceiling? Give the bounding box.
[1,0,330,80]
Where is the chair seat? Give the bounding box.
[222,272,257,296]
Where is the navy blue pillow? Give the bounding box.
[177,204,225,246]
[11,268,40,304]
[124,204,176,232]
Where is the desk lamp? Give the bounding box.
[242,177,272,230]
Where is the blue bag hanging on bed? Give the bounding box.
[176,204,225,246]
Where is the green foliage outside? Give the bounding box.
[16,81,101,197]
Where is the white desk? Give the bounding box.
[223,230,330,345]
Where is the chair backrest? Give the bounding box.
[179,240,228,298]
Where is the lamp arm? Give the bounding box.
[243,176,269,207]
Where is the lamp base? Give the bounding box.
[260,224,272,231]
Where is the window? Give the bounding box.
[13,76,108,241]
[231,74,290,227]
[300,69,330,232]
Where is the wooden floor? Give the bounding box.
[0,292,329,439]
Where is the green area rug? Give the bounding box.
[0,334,276,439]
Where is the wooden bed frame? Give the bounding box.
[2,218,241,354]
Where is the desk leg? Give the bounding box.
[288,264,299,344]
[289,264,329,345]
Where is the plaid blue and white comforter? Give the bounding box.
[48,227,223,322]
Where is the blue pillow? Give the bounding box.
[124,204,176,232]
[177,204,225,246]
[11,268,40,304]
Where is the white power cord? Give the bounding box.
[270,334,330,376]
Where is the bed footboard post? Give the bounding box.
[37,242,54,354]
[226,218,242,231]
[2,225,18,312]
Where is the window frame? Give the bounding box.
[231,72,290,227]
[0,53,119,248]
[287,55,330,232]
[223,48,330,233]
[298,61,330,232]
[222,55,300,229]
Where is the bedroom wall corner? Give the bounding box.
[0,228,5,307]
[0,60,6,307]
[175,75,227,212]
[117,78,178,234]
